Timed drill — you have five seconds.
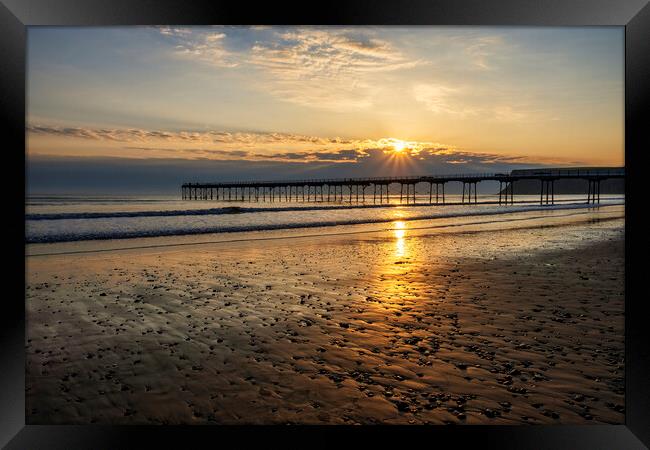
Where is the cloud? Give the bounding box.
[413,82,541,123]
[412,83,479,116]
[463,35,505,70]
[27,121,583,167]
[248,28,425,109]
[28,124,336,146]
[153,27,532,114]
[121,146,364,163]
[27,124,455,160]
[249,28,415,76]
[28,122,582,167]
[27,150,580,196]
[156,26,423,110]
[158,26,239,68]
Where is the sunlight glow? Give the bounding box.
[393,140,407,154]
[393,221,407,257]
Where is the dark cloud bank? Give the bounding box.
[27,150,551,196]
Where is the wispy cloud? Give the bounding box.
[121,146,365,163]
[155,27,537,116]
[27,123,581,165]
[247,28,418,109]
[158,26,424,109]
[158,26,239,68]
[248,28,418,76]
[412,82,546,123]
[28,123,458,162]
[463,35,505,70]
[412,83,478,116]
[28,124,355,147]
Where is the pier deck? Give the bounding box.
[181,168,624,206]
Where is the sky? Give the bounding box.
[26,26,624,194]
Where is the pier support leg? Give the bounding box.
[552,180,555,205]
[499,181,503,205]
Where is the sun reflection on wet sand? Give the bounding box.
[393,220,407,259]
[368,220,421,310]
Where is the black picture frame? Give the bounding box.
[2,0,648,448]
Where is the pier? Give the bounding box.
[181,168,624,206]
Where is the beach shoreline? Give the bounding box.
[26,206,625,424]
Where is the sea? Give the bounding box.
[25,193,625,244]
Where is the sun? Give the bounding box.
[392,140,408,154]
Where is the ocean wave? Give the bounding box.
[25,201,624,244]
[26,206,250,220]
[25,197,624,221]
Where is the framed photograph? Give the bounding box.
[2,0,649,448]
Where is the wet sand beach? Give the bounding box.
[25,206,625,424]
